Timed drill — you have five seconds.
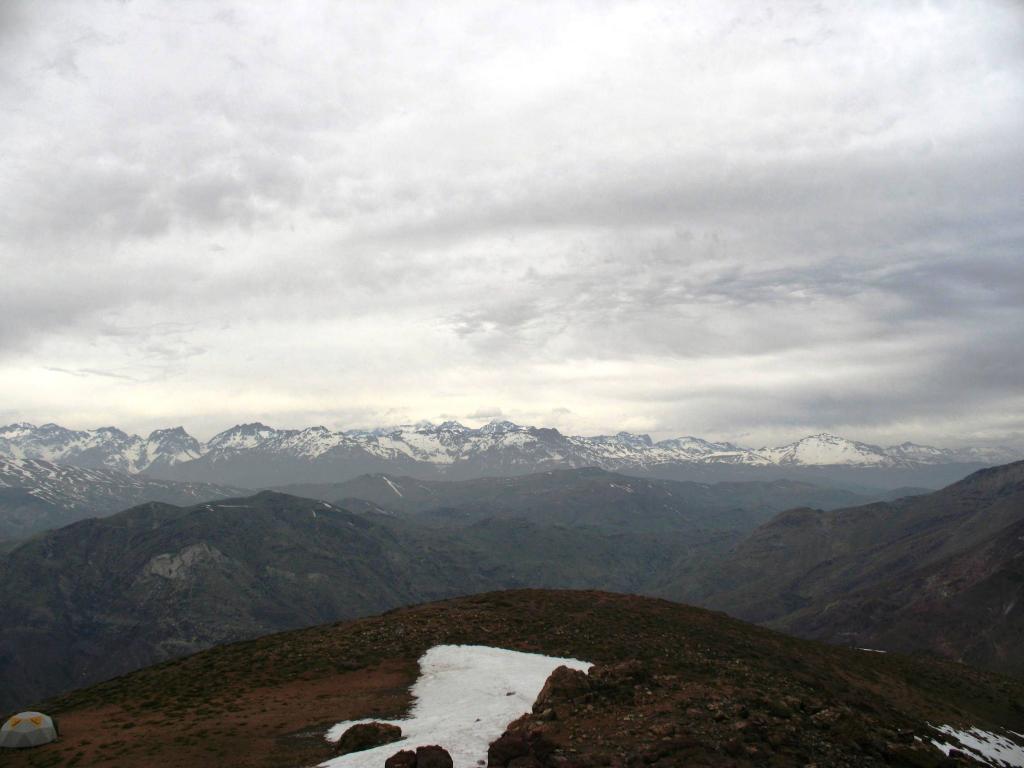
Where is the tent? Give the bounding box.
[0,711,58,749]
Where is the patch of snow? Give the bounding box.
[930,724,1024,767]
[321,644,591,768]
[857,648,887,653]
[381,476,404,498]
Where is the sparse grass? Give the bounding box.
[5,590,1024,767]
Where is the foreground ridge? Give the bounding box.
[4,590,1023,767]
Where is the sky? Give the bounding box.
[0,0,1022,447]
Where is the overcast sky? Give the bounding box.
[1,0,1022,447]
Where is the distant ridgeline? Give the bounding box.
[2,420,1017,488]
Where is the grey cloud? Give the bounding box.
[0,0,1022,447]
[45,366,139,381]
[466,407,504,419]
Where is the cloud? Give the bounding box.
[44,366,139,381]
[0,0,1022,446]
[466,407,505,420]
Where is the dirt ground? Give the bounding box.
[2,658,417,768]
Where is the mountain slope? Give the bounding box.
[0,490,719,710]
[784,515,1024,676]
[0,457,247,539]
[0,492,503,710]
[278,467,879,533]
[6,591,1024,768]
[685,461,1024,674]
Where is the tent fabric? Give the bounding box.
[0,711,58,749]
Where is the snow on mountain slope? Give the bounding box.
[0,422,1018,479]
[758,433,898,467]
[0,423,203,474]
[0,456,246,538]
[204,422,287,455]
[930,724,1024,767]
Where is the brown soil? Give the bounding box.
[3,590,1024,767]
[2,659,416,768]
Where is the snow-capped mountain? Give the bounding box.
[0,422,202,474]
[759,433,896,467]
[0,421,1019,488]
[0,456,245,539]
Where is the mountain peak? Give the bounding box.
[147,426,192,439]
[233,422,275,432]
[0,421,1019,479]
[796,432,849,443]
[480,419,521,434]
[436,420,469,431]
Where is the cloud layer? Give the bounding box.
[1,0,1022,446]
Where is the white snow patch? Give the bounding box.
[930,724,1024,767]
[321,644,591,768]
[857,648,887,653]
[381,476,404,498]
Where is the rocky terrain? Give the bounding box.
[4,590,1023,768]
[3,421,1015,488]
[0,456,247,539]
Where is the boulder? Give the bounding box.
[488,728,556,767]
[335,721,403,755]
[589,660,647,687]
[489,732,531,764]
[507,757,544,768]
[533,665,592,712]
[415,744,454,768]
[385,749,418,768]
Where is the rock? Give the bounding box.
[335,721,403,755]
[649,722,676,738]
[507,758,543,768]
[385,750,418,768]
[416,745,454,768]
[488,729,556,766]
[590,660,648,687]
[489,732,531,764]
[533,665,592,712]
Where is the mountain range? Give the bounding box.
[0,457,246,540]
[0,487,685,709]
[277,468,903,531]
[4,461,1024,711]
[0,465,890,707]
[2,420,1018,488]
